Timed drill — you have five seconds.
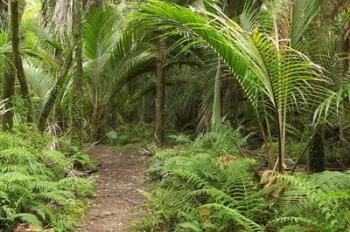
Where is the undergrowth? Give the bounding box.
[0,125,95,232]
[105,123,154,148]
[134,125,350,232]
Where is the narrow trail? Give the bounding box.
[76,146,148,232]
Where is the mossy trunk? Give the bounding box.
[308,128,326,172]
[2,59,15,131]
[70,0,84,144]
[11,0,33,123]
[340,19,350,146]
[0,0,8,29]
[155,38,166,145]
[38,50,73,131]
[89,0,103,8]
[2,2,14,130]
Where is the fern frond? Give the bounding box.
[201,203,263,232]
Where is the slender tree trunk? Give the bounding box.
[339,19,350,145]
[71,0,84,144]
[2,59,15,131]
[155,38,166,145]
[141,95,146,122]
[2,2,14,130]
[273,15,285,172]
[309,128,326,172]
[0,0,8,29]
[211,59,221,129]
[140,74,148,123]
[11,0,33,123]
[90,0,103,8]
[38,50,73,131]
[277,113,284,172]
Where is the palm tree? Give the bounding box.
[83,7,156,139]
[10,0,33,123]
[38,50,72,131]
[71,0,84,143]
[1,0,26,130]
[155,37,166,145]
[136,0,330,171]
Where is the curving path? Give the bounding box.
[76,146,148,232]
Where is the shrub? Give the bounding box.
[105,123,154,147]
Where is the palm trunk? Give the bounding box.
[273,16,286,172]
[90,0,103,8]
[339,19,350,145]
[2,59,15,131]
[277,112,284,172]
[259,101,274,169]
[2,2,14,130]
[0,0,8,29]
[211,59,222,129]
[155,38,166,145]
[11,0,33,123]
[71,0,84,144]
[38,50,73,131]
[308,127,325,172]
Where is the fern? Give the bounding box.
[201,203,263,232]
[137,126,350,232]
[267,172,350,231]
[0,126,94,231]
[136,127,267,231]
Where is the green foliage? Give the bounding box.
[136,127,268,231]
[266,171,350,232]
[136,126,350,232]
[83,7,156,138]
[135,0,334,172]
[105,123,154,147]
[192,124,250,156]
[0,125,94,232]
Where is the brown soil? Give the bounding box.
[76,146,148,232]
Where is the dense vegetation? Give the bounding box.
[1,0,350,231]
[0,125,94,231]
[135,125,350,231]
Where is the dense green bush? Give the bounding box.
[136,126,268,231]
[135,126,350,232]
[105,123,154,146]
[0,125,95,231]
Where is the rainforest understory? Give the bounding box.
[1,0,350,232]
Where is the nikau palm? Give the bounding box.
[135,0,329,171]
[83,8,156,138]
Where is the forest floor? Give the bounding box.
[76,146,148,232]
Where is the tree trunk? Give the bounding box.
[0,0,8,29]
[155,38,166,145]
[211,59,221,129]
[88,0,103,8]
[308,128,326,172]
[2,2,14,130]
[71,0,84,144]
[11,0,33,123]
[2,60,15,131]
[38,50,73,131]
[339,18,350,145]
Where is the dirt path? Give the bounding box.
[76,146,148,232]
